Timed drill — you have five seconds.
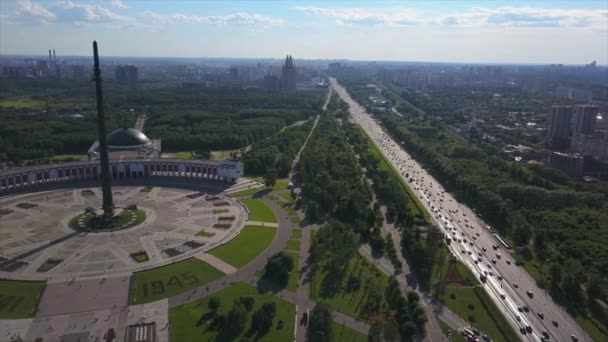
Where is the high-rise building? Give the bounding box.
[549,152,584,178]
[115,65,139,87]
[573,105,598,134]
[547,106,572,145]
[281,55,296,92]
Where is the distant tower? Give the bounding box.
[48,49,52,63]
[281,55,296,92]
[52,49,60,78]
[573,105,598,135]
[548,106,573,147]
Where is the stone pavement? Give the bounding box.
[245,220,279,228]
[0,186,246,281]
[194,252,237,274]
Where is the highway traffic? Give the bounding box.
[330,78,591,342]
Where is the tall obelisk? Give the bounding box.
[93,41,114,217]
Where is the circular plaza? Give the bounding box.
[0,185,247,281]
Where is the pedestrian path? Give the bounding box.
[194,252,237,275]
[245,220,279,227]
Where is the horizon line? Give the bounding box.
[0,54,605,67]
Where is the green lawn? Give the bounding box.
[241,198,277,223]
[438,262,519,342]
[273,180,289,191]
[286,239,301,251]
[169,282,295,342]
[209,225,277,267]
[279,192,295,202]
[175,151,192,159]
[0,97,88,109]
[130,258,225,305]
[228,187,266,198]
[287,252,299,292]
[366,137,430,223]
[311,254,390,319]
[292,229,302,239]
[49,154,84,162]
[333,320,367,342]
[285,206,297,217]
[0,280,46,319]
[196,230,215,238]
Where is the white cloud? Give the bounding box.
[3,0,132,25]
[57,0,131,22]
[106,0,128,9]
[140,10,284,27]
[15,0,56,22]
[295,6,608,31]
[294,6,425,26]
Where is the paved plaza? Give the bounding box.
[0,186,247,281]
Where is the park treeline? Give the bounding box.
[376,107,608,323]
[0,113,122,162]
[0,78,323,162]
[300,96,428,340]
[243,119,314,177]
[298,112,375,232]
[341,120,443,290]
[142,89,322,151]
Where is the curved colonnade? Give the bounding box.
[0,158,244,194]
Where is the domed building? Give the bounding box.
[88,127,161,160]
[107,128,151,150]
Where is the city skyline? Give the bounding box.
[1,0,607,64]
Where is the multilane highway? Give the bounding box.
[330,77,591,342]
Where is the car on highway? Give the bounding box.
[513,282,519,288]
[527,290,534,298]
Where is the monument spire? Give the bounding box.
[92,41,114,217]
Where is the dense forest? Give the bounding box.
[243,119,313,177]
[0,78,323,163]
[299,96,428,339]
[297,98,375,235]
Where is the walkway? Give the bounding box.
[289,87,330,184]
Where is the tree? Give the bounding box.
[238,296,255,312]
[370,228,386,256]
[263,252,294,288]
[309,304,333,342]
[249,302,277,338]
[562,271,583,308]
[512,219,532,246]
[208,296,221,311]
[264,168,278,188]
[533,228,546,257]
[225,301,248,337]
[306,200,320,222]
[549,262,562,285]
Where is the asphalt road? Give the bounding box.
[330,77,591,342]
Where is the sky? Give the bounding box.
[1,0,607,64]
